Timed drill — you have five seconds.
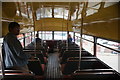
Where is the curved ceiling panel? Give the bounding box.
[84,3,119,23]
[83,19,119,41]
[2,2,17,18]
[35,18,73,31]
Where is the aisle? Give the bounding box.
[46,53,62,79]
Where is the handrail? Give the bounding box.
[0,70,32,73]
[73,69,114,74]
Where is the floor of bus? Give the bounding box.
[45,51,62,79]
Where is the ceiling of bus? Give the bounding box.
[35,18,72,31]
[2,2,120,41]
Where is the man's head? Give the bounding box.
[68,34,71,38]
[8,22,20,35]
[36,33,39,38]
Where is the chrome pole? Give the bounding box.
[0,45,5,79]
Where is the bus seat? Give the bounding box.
[27,59,44,76]
[0,73,36,80]
[60,50,92,64]
[71,70,120,80]
[62,58,110,75]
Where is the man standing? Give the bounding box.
[3,22,29,71]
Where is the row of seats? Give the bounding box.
[23,49,47,77]
[70,69,120,80]
[23,41,50,79]
[0,72,36,80]
[62,57,111,75]
[0,42,49,80]
[57,41,120,80]
[1,40,120,80]
[23,41,49,77]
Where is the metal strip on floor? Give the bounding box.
[45,53,62,79]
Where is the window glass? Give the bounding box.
[104,2,117,8]
[19,2,28,18]
[54,7,68,19]
[19,39,24,47]
[71,9,77,20]
[54,31,67,40]
[96,45,119,72]
[83,40,94,55]
[0,38,3,45]
[54,8,64,18]
[32,31,36,41]
[69,32,74,41]
[36,7,69,19]
[86,8,98,16]
[97,38,120,73]
[39,31,52,40]
[75,34,94,55]
[17,34,24,47]
[17,34,24,40]
[75,33,80,46]
[25,33,32,47]
[82,35,94,42]
[0,39,3,73]
[36,7,52,20]
[97,38,120,52]
[64,9,69,20]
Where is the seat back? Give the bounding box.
[0,73,36,80]
[71,70,120,80]
[62,58,110,75]
[27,59,44,75]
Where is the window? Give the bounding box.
[32,32,36,41]
[19,39,24,47]
[17,34,24,47]
[39,31,52,40]
[54,7,69,19]
[54,8,64,18]
[104,2,117,8]
[36,7,52,20]
[25,33,32,47]
[83,40,94,55]
[71,9,77,20]
[86,2,100,16]
[69,32,74,41]
[75,34,94,55]
[83,35,94,42]
[69,32,74,37]
[17,34,24,40]
[86,8,98,16]
[54,31,67,40]
[96,45,119,72]
[18,2,28,18]
[75,33,80,46]
[97,38,120,52]
[96,38,120,72]
[82,35,94,55]
[64,9,69,20]
[0,38,3,45]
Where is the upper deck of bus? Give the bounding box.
[0,1,120,80]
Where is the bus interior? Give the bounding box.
[0,1,120,80]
